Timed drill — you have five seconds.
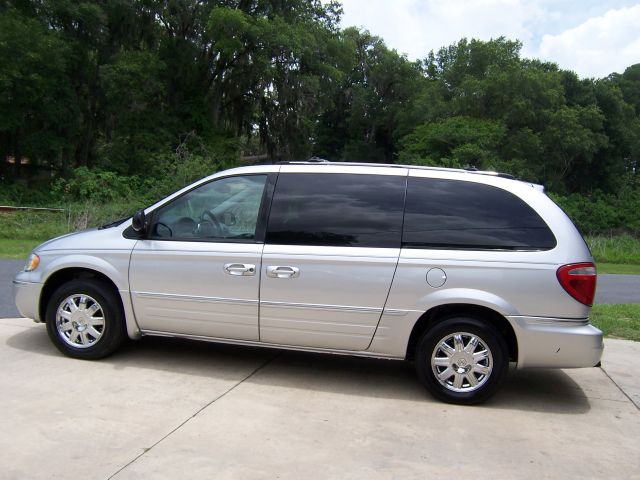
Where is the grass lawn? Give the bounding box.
[591,304,640,342]
[597,263,640,275]
[586,235,640,265]
[0,239,45,259]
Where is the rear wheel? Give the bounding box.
[415,317,508,404]
[46,279,126,359]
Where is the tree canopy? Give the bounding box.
[1,0,639,201]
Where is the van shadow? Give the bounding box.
[8,326,590,414]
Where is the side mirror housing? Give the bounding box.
[132,209,147,234]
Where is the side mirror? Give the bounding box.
[132,209,147,234]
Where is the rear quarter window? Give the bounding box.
[403,177,556,250]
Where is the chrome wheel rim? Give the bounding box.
[56,294,105,349]
[431,332,493,393]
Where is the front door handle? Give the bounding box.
[224,263,256,276]
[266,266,300,279]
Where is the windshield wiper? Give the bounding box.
[98,217,129,230]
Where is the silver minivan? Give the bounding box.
[13,162,603,404]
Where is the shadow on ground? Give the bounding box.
[7,324,591,414]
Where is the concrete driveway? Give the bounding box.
[1,318,638,480]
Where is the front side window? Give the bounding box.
[266,173,406,248]
[403,177,556,250]
[151,175,267,241]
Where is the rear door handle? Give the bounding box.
[224,263,256,276]
[266,266,300,279]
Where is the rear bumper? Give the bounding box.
[13,280,43,322]
[508,316,603,369]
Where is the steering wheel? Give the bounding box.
[154,222,173,237]
[198,210,223,237]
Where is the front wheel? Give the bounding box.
[415,317,508,404]
[46,279,126,359]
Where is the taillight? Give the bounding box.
[556,263,597,306]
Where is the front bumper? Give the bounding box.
[508,316,603,369]
[13,279,43,322]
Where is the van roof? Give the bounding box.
[279,159,515,179]
[277,159,545,191]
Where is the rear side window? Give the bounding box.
[403,177,556,250]
[266,173,405,247]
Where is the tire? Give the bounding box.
[45,279,126,359]
[415,317,508,405]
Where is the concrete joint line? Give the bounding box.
[107,352,281,479]
[599,366,639,410]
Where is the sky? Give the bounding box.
[337,0,640,78]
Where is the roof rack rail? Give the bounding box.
[463,164,514,179]
[278,160,516,180]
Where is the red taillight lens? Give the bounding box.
[556,263,597,306]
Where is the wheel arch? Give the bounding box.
[39,268,123,323]
[405,303,518,362]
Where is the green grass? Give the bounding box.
[0,210,70,241]
[597,263,640,275]
[584,236,640,275]
[0,201,140,259]
[586,235,640,265]
[0,239,45,259]
[0,210,69,259]
[591,304,640,342]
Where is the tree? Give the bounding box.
[99,50,170,174]
[0,8,78,179]
[206,1,345,160]
[399,117,505,169]
[399,37,635,194]
[0,1,638,204]
[314,28,423,162]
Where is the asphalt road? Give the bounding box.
[1,259,638,318]
[596,274,640,304]
[1,260,23,318]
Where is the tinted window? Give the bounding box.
[151,175,267,241]
[403,177,556,250]
[266,173,405,247]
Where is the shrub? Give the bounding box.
[51,167,141,203]
[552,190,640,237]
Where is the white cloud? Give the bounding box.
[536,5,640,78]
[339,0,547,60]
[337,0,640,78]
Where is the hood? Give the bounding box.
[34,224,134,253]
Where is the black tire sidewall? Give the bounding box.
[45,279,125,359]
[415,317,508,405]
